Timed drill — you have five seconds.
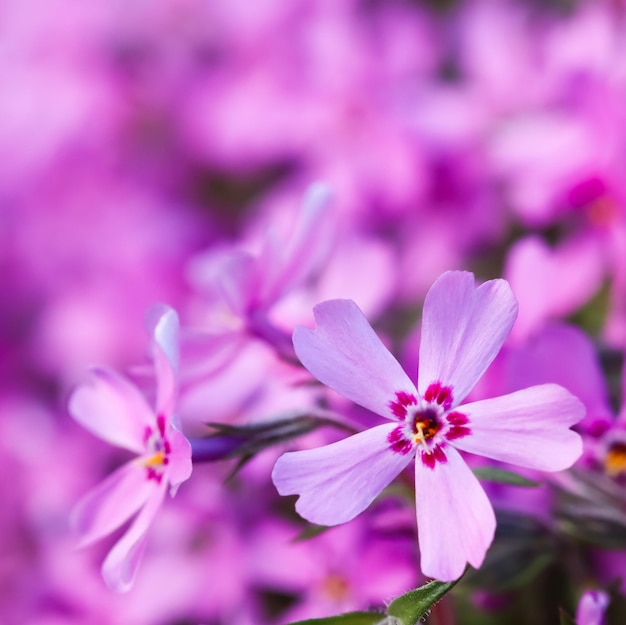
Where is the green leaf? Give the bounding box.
[293,524,332,542]
[473,466,540,488]
[286,612,383,625]
[387,578,460,625]
[559,607,577,625]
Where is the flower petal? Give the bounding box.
[272,423,413,525]
[265,182,334,303]
[146,305,180,418]
[68,367,154,453]
[293,300,417,419]
[418,271,518,405]
[71,461,155,547]
[101,483,167,592]
[415,446,496,582]
[452,384,584,471]
[576,590,610,625]
[166,427,193,494]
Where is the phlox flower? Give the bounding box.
[68,305,192,592]
[183,183,333,374]
[272,271,584,581]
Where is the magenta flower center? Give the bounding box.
[387,383,471,469]
[142,414,172,483]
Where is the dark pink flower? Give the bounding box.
[68,306,192,592]
[273,271,584,581]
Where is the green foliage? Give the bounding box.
[386,578,461,625]
[286,577,461,625]
[554,468,626,549]
[465,511,555,592]
[293,524,332,542]
[473,467,540,488]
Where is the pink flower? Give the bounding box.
[272,271,584,582]
[68,305,192,592]
[576,590,609,625]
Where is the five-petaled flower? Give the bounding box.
[68,305,192,592]
[272,271,585,582]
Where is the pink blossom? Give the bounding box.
[182,183,333,380]
[68,305,192,592]
[272,271,584,581]
[576,590,609,625]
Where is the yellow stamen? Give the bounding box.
[414,422,427,447]
[605,443,626,477]
[144,451,165,467]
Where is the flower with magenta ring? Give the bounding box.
[272,271,585,582]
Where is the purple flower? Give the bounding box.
[272,271,584,581]
[68,305,192,592]
[576,590,609,625]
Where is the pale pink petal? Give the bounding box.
[146,305,179,418]
[272,424,413,525]
[266,182,334,303]
[70,461,155,547]
[453,384,584,471]
[293,300,417,419]
[166,427,193,493]
[187,247,258,318]
[418,271,518,405]
[505,236,605,341]
[502,323,612,424]
[68,367,154,453]
[415,446,496,581]
[101,484,167,592]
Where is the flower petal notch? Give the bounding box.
[274,271,585,582]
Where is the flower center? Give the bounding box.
[412,409,441,445]
[605,442,626,477]
[142,414,171,483]
[321,574,351,602]
[387,383,471,468]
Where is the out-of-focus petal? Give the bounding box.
[501,322,613,428]
[187,247,258,319]
[146,305,179,419]
[272,423,413,526]
[453,384,584,471]
[70,461,155,548]
[264,182,334,304]
[415,445,495,582]
[418,271,518,405]
[68,367,154,453]
[166,427,193,493]
[101,483,167,593]
[293,300,417,420]
[576,589,610,625]
[504,235,604,342]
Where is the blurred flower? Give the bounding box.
[185,182,333,361]
[247,517,417,623]
[273,271,585,581]
[68,305,192,592]
[576,589,609,625]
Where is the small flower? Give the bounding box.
[576,590,609,625]
[68,305,192,592]
[272,271,584,581]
